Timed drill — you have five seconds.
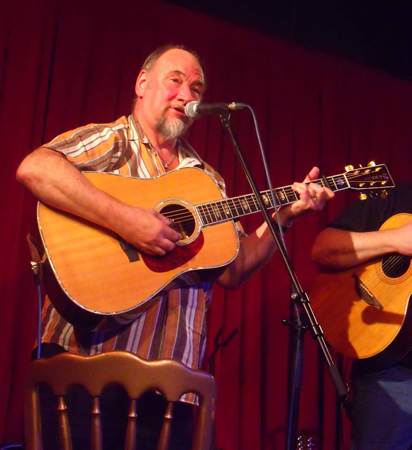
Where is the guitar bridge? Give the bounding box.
[352,273,383,310]
[118,239,140,262]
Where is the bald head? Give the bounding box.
[141,45,205,79]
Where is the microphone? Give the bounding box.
[184,101,247,119]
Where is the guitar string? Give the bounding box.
[382,255,399,274]
[160,171,389,225]
[382,254,411,276]
[161,182,388,225]
[160,177,328,224]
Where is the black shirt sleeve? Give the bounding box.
[328,183,412,233]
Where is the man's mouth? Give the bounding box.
[168,105,188,122]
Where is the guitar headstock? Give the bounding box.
[344,161,395,199]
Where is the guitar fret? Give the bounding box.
[329,175,341,191]
[250,194,259,211]
[237,197,247,216]
[277,188,288,205]
[229,198,239,218]
[333,176,342,190]
[204,205,216,224]
[201,204,214,225]
[197,205,207,225]
[218,201,227,221]
[213,202,223,221]
[231,199,240,218]
[324,178,332,190]
[261,193,271,208]
[235,198,244,216]
[208,203,217,223]
[287,190,293,203]
[287,189,295,203]
[233,198,243,217]
[223,201,231,218]
[336,175,349,190]
[214,199,233,221]
[283,188,290,204]
[213,202,221,222]
[211,202,223,221]
[240,196,251,214]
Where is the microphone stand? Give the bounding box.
[218,111,347,449]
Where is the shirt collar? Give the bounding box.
[127,114,204,168]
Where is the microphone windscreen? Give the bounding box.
[184,101,199,119]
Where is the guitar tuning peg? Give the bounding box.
[367,161,376,167]
[345,165,354,172]
[381,190,388,199]
[359,193,368,201]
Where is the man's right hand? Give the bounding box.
[116,206,182,256]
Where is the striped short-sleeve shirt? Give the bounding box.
[39,115,226,398]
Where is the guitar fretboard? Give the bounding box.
[196,174,350,226]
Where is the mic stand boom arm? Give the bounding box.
[219,111,347,449]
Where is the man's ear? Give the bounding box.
[135,70,148,97]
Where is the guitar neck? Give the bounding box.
[205,157,396,228]
[197,174,351,226]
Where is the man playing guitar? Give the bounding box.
[311,184,412,449]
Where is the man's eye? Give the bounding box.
[191,87,202,96]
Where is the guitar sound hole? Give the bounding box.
[160,203,196,240]
[382,254,411,278]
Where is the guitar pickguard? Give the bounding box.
[142,232,205,272]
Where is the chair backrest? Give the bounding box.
[24,351,216,450]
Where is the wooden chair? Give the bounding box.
[24,351,216,450]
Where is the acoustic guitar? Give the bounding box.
[310,213,412,370]
[36,164,394,328]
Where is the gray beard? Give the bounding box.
[156,115,188,141]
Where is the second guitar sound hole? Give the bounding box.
[382,254,411,278]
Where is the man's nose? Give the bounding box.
[177,83,196,103]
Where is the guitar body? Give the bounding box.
[35,162,394,329]
[310,214,412,369]
[38,168,239,327]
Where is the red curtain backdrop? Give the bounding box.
[1,0,412,448]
